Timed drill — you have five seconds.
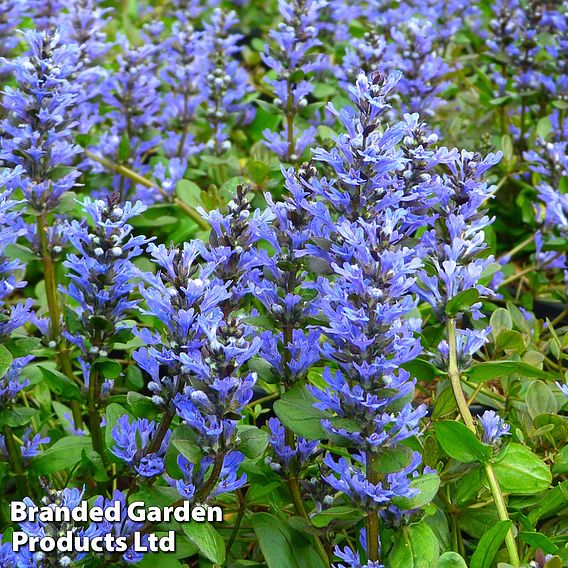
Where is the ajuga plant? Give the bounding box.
[201,8,253,156]
[61,195,150,457]
[0,2,568,568]
[261,0,328,162]
[296,71,431,566]
[0,0,21,66]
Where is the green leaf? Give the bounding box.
[435,421,492,463]
[552,445,568,475]
[251,512,326,568]
[445,289,480,317]
[92,358,122,379]
[4,243,38,263]
[104,403,132,451]
[392,474,441,510]
[465,361,554,383]
[518,532,558,554]
[431,387,457,419]
[526,380,558,420]
[536,117,552,139]
[176,179,202,206]
[492,443,552,494]
[127,392,158,419]
[402,358,442,382]
[310,506,363,528]
[501,135,514,162]
[38,366,82,401]
[495,330,525,352]
[388,521,439,568]
[219,176,248,198]
[490,308,513,339]
[237,424,269,459]
[438,552,468,568]
[0,407,38,428]
[0,344,13,379]
[182,522,225,564]
[273,384,328,440]
[170,425,204,464]
[371,445,414,474]
[31,437,92,474]
[4,337,41,358]
[470,520,512,568]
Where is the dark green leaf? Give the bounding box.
[470,520,512,568]
[4,337,41,358]
[310,506,363,528]
[495,330,525,352]
[182,522,225,565]
[274,384,328,440]
[518,532,558,554]
[170,425,204,464]
[402,358,442,382]
[445,289,480,317]
[251,512,326,568]
[372,445,414,474]
[0,407,38,428]
[432,387,457,419]
[465,361,555,383]
[388,521,439,568]
[435,421,492,464]
[38,366,82,401]
[31,437,92,474]
[127,392,158,419]
[492,443,551,494]
[392,474,441,510]
[237,424,269,459]
[92,358,122,379]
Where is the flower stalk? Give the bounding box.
[446,318,519,566]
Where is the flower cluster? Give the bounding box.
[87,41,162,202]
[0,167,33,339]
[287,72,432,563]
[129,235,260,499]
[62,195,149,377]
[262,0,328,161]
[201,8,253,154]
[112,415,171,477]
[478,409,510,446]
[1,30,81,212]
[0,0,21,64]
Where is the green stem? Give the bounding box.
[447,319,475,431]
[286,81,295,161]
[225,489,246,563]
[446,318,520,566]
[2,425,29,493]
[507,234,535,259]
[499,265,536,287]
[87,368,105,461]
[37,214,83,429]
[84,150,208,230]
[484,461,520,567]
[366,453,380,562]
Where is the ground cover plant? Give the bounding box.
[0,0,567,566]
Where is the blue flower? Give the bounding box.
[478,410,511,446]
[1,30,81,211]
[111,415,171,477]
